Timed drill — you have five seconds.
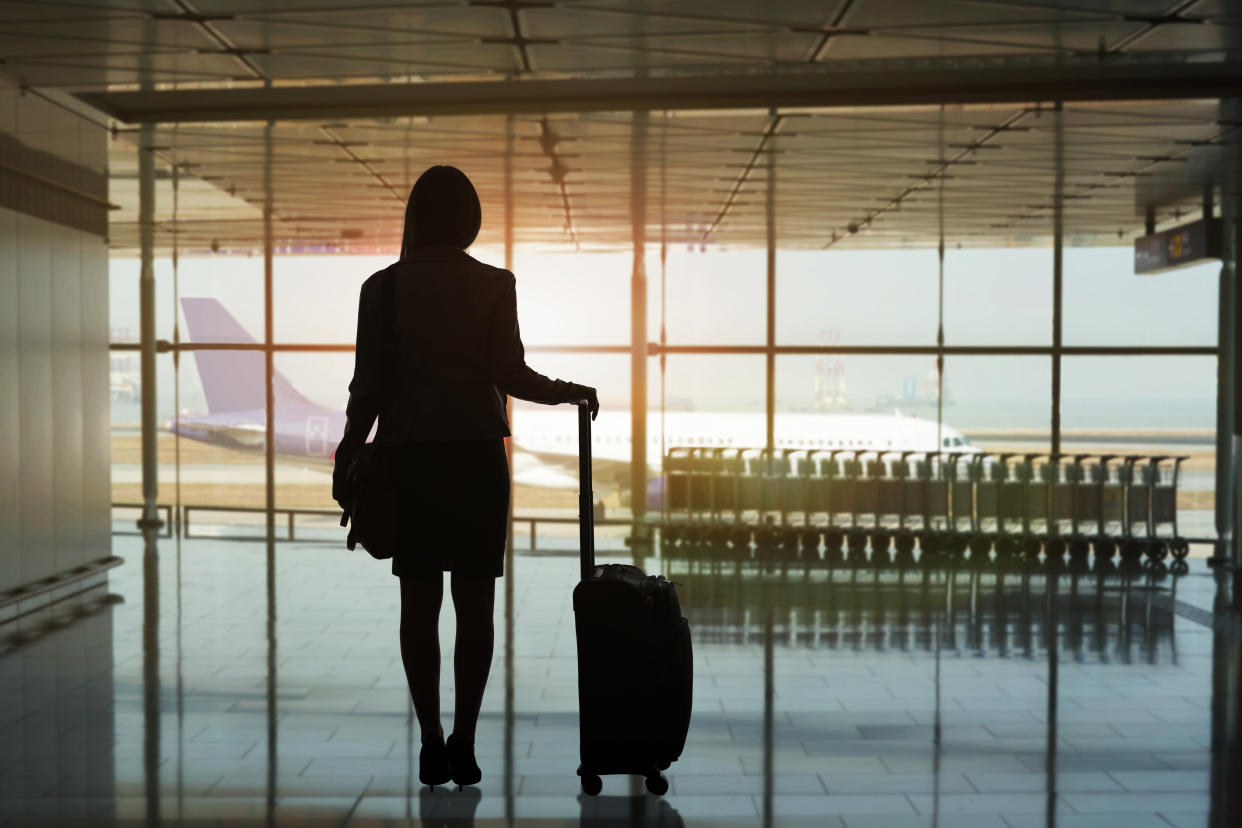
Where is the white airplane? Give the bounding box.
[510,407,979,502]
[172,298,979,507]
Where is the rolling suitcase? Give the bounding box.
[573,400,693,797]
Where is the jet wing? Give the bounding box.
[511,448,631,500]
[169,417,266,450]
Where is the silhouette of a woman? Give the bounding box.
[333,165,598,787]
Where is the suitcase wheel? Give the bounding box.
[581,774,602,796]
[645,774,669,796]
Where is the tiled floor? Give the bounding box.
[2,529,1240,826]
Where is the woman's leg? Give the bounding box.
[399,573,445,744]
[448,572,496,744]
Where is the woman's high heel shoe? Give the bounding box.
[445,733,482,787]
[419,737,452,788]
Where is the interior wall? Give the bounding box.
[0,80,111,615]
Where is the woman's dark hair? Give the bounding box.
[400,165,481,257]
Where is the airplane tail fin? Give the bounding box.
[179,297,317,414]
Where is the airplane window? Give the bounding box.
[943,438,951,447]
[953,437,964,447]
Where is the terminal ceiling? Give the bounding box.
[1,0,1238,254]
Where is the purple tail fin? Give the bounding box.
[180,297,317,414]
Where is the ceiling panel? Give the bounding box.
[0,0,1230,254]
[101,99,1231,255]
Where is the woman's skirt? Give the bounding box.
[388,438,509,578]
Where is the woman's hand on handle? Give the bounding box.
[575,385,600,420]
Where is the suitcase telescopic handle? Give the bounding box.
[578,399,596,580]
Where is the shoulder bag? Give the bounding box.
[340,268,402,560]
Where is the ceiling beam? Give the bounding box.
[80,61,1242,125]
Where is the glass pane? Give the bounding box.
[274,254,385,344]
[1062,356,1216,541]
[943,248,1052,345]
[658,249,766,345]
[658,353,765,417]
[944,356,1052,437]
[110,255,270,346]
[773,354,1032,451]
[512,353,630,548]
[1064,246,1218,346]
[163,349,269,532]
[775,353,978,422]
[776,249,938,345]
[649,353,764,520]
[512,249,631,346]
[274,250,633,346]
[273,352,352,536]
[107,265,141,442]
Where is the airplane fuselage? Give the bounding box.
[168,405,977,470]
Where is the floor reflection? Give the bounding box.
[0,581,117,825]
[0,529,1238,826]
[664,545,1184,663]
[1209,570,1241,828]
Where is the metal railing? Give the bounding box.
[1,555,125,627]
[110,502,174,537]
[112,502,636,547]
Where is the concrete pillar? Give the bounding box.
[138,124,159,528]
[765,113,777,459]
[1215,98,1239,583]
[631,111,649,524]
[1051,102,1064,457]
[503,112,516,825]
[261,116,278,818]
[263,119,275,538]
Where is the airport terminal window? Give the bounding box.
[940,356,1051,444]
[657,249,767,345]
[109,241,1223,544]
[1063,247,1218,346]
[274,255,378,344]
[942,248,1052,345]
[512,353,630,514]
[272,353,353,517]
[510,249,632,346]
[775,248,939,346]
[654,354,765,422]
[774,354,957,419]
[271,248,635,347]
[106,349,272,522]
[772,353,1052,472]
[111,255,269,347]
[1062,356,1216,540]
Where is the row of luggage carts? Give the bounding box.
[659,447,1191,576]
[661,567,1178,657]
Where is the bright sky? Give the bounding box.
[109,245,1221,429]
